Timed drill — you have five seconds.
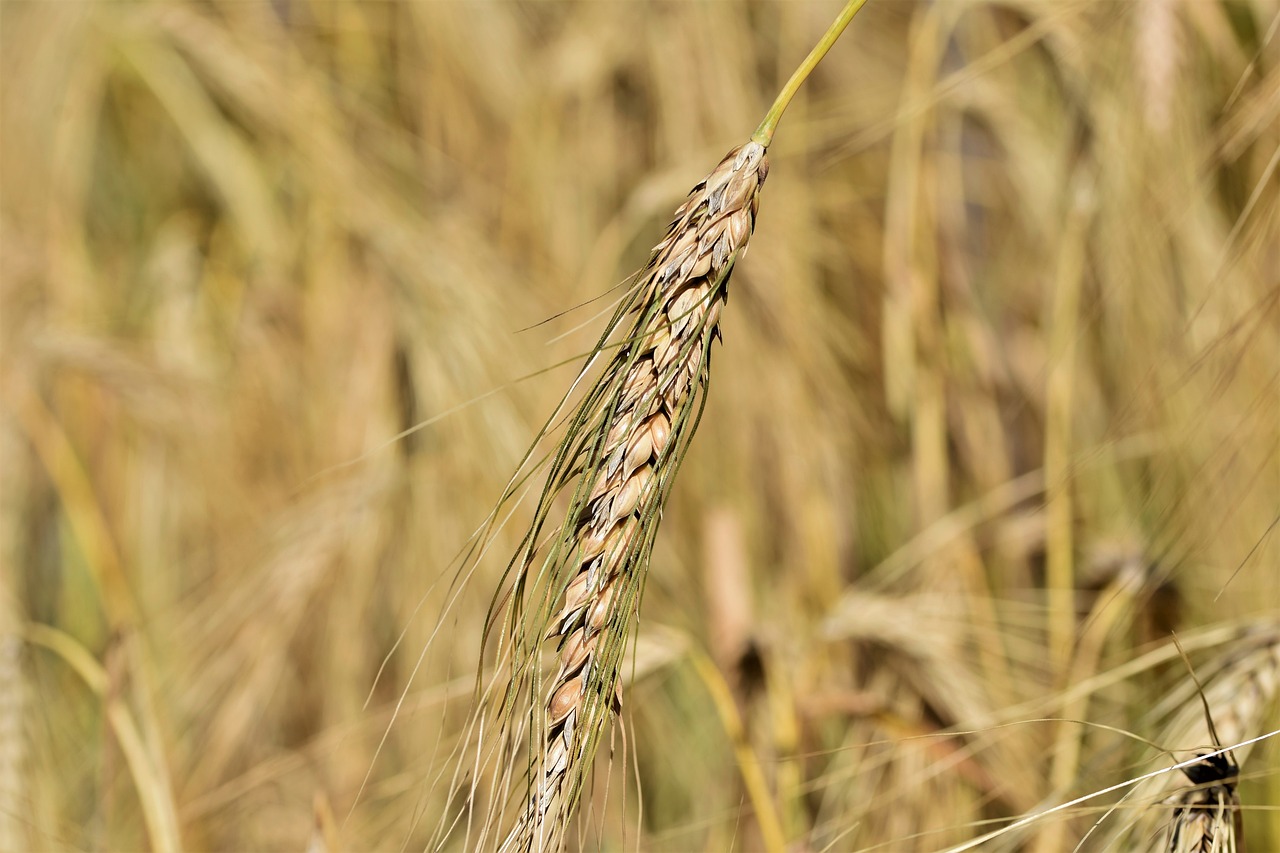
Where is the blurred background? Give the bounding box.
[1,0,1277,850]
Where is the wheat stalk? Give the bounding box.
[457,4,870,850]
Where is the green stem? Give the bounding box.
[751,0,869,148]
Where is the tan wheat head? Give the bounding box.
[477,142,769,852]
[1133,623,1280,853]
[1162,751,1242,853]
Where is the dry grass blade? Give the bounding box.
[477,141,769,853]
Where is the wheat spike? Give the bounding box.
[490,141,769,853]
[1126,623,1280,853]
[1163,751,1242,853]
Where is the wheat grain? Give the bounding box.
[492,140,769,853]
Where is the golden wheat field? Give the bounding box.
[2,0,1279,850]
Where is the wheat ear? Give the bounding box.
[1163,751,1242,853]
[473,4,869,850]
[1137,623,1280,853]
[493,141,769,853]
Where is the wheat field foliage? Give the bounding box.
[1,0,1278,850]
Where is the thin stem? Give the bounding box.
[752,0,869,148]
[688,648,787,853]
